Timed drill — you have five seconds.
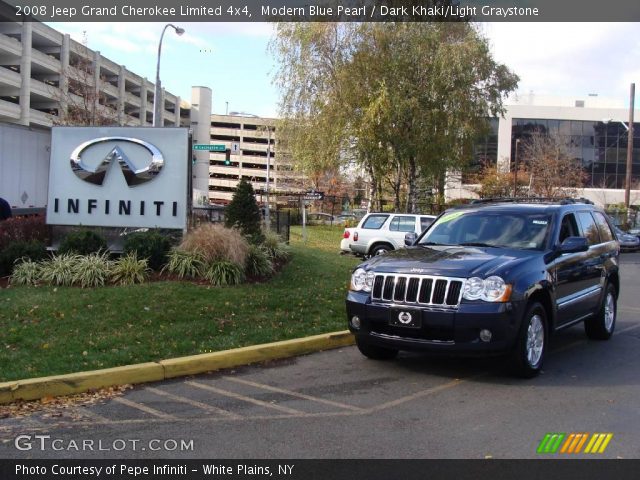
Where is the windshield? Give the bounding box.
[419,210,552,250]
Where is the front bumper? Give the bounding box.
[346,291,524,355]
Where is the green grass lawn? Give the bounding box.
[0,225,360,382]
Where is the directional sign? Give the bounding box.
[231,142,240,154]
[303,191,324,201]
[193,144,225,151]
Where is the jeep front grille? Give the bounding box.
[372,274,464,307]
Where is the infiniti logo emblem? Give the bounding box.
[398,311,412,324]
[70,137,164,186]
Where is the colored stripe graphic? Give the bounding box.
[560,433,589,453]
[537,433,565,454]
[584,433,613,454]
[538,433,613,454]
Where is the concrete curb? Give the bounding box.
[0,330,355,405]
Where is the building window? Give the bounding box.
[511,118,640,190]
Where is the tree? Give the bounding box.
[271,18,518,213]
[52,34,119,126]
[521,133,587,198]
[473,161,529,198]
[225,178,263,242]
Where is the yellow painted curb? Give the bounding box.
[0,362,164,405]
[160,330,355,378]
[0,330,354,405]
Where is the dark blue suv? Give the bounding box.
[346,199,620,377]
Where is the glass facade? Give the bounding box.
[463,118,499,183]
[511,119,640,189]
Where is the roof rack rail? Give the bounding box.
[470,197,594,205]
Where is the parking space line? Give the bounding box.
[72,406,111,423]
[366,378,467,412]
[617,323,640,334]
[185,381,303,415]
[145,387,241,419]
[619,306,640,314]
[549,322,640,356]
[112,397,176,420]
[224,376,364,412]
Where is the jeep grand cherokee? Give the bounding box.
[346,199,620,377]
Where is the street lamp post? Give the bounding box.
[153,24,184,127]
[265,125,272,227]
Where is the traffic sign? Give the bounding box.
[193,144,225,151]
[303,191,324,201]
[231,142,240,154]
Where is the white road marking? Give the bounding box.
[185,381,303,415]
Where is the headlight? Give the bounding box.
[351,268,367,292]
[351,268,373,292]
[463,277,484,300]
[365,271,375,291]
[463,276,512,302]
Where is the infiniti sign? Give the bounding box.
[70,137,164,186]
[47,127,188,230]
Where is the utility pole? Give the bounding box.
[624,83,635,214]
[513,138,520,197]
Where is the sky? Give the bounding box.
[48,22,640,117]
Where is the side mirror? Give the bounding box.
[558,236,589,254]
[404,232,418,246]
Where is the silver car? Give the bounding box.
[614,226,640,251]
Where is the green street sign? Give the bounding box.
[193,144,226,151]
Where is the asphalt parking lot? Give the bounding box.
[1,253,639,460]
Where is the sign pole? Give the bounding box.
[301,195,307,243]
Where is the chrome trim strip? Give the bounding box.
[555,313,593,331]
[557,286,602,309]
[370,332,455,345]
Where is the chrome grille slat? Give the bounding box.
[394,277,407,302]
[371,273,464,308]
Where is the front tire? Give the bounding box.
[511,302,547,378]
[585,283,616,340]
[356,336,398,360]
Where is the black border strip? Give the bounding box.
[2,459,640,480]
[1,0,640,22]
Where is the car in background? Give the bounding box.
[341,212,437,257]
[629,227,640,238]
[614,226,640,251]
[336,213,358,225]
[306,212,336,225]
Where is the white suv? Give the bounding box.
[340,213,436,257]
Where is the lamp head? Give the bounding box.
[175,27,185,35]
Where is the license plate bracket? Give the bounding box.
[389,308,422,328]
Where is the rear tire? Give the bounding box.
[585,283,616,340]
[371,244,392,257]
[511,302,547,378]
[356,337,398,360]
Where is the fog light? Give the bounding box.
[479,329,492,342]
[351,316,361,329]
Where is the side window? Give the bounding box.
[361,214,388,230]
[420,217,435,231]
[592,212,615,242]
[576,211,601,246]
[389,216,416,232]
[558,213,580,244]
